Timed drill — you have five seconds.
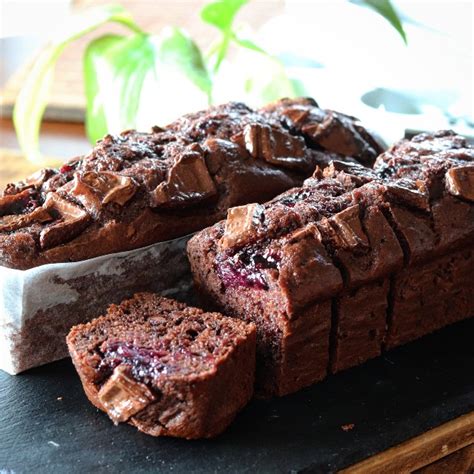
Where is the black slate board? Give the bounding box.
[1,318,473,473]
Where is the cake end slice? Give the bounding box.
[67,293,256,439]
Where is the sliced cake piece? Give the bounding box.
[386,245,474,350]
[330,279,390,373]
[67,293,256,439]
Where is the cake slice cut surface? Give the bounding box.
[67,293,256,439]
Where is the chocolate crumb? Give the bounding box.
[341,423,355,432]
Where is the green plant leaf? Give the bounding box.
[258,66,298,104]
[156,27,211,99]
[13,4,143,162]
[83,34,119,145]
[201,0,293,104]
[240,52,298,105]
[85,27,211,142]
[201,0,248,72]
[351,0,407,44]
[289,78,308,98]
[84,33,156,143]
[231,33,267,54]
[201,0,248,32]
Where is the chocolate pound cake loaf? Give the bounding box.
[188,130,474,397]
[0,98,382,270]
[67,293,256,439]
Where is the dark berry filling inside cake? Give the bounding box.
[213,181,357,291]
[97,340,216,385]
[216,246,280,290]
[71,294,251,388]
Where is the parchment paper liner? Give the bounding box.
[0,234,194,375]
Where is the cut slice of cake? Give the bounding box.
[67,293,256,439]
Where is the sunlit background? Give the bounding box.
[0,0,472,160]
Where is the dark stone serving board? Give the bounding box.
[1,318,473,473]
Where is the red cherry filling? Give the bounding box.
[60,164,74,174]
[98,341,215,385]
[216,246,280,290]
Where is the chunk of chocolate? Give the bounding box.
[385,182,430,211]
[26,168,56,187]
[40,193,91,249]
[233,123,307,170]
[323,160,377,188]
[220,203,265,249]
[324,205,369,250]
[286,222,322,244]
[279,224,343,313]
[431,193,474,252]
[302,112,362,157]
[20,168,57,192]
[323,160,375,178]
[151,148,217,208]
[102,175,136,205]
[68,176,100,216]
[70,171,137,216]
[202,138,246,175]
[0,189,36,216]
[3,169,57,196]
[445,166,474,202]
[98,365,156,424]
[0,207,53,232]
[263,99,383,166]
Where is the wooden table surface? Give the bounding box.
[0,118,90,188]
[0,117,473,472]
[0,117,90,157]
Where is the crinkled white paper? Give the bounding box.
[0,235,194,375]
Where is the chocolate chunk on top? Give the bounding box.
[70,171,137,217]
[150,146,217,208]
[322,160,378,187]
[320,204,369,250]
[384,181,431,212]
[0,189,37,216]
[445,165,474,202]
[262,98,384,166]
[7,168,57,194]
[220,203,265,249]
[0,206,53,233]
[278,223,343,313]
[40,194,91,249]
[232,123,307,170]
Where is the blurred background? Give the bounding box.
[0,0,472,184]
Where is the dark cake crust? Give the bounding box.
[1,98,381,270]
[67,293,256,439]
[188,131,474,396]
